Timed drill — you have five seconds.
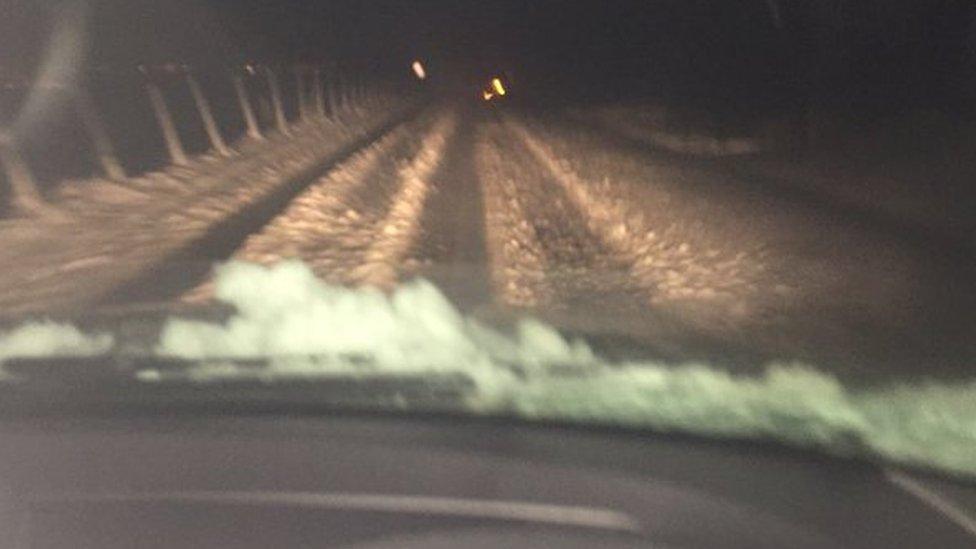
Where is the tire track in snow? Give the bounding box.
[475,124,555,308]
[350,112,458,288]
[234,113,446,282]
[179,111,448,301]
[479,121,646,317]
[506,116,763,318]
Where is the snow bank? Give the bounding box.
[583,106,763,156]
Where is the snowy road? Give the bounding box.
[1,100,971,382]
[164,104,976,382]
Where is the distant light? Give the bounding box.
[491,77,506,96]
[482,90,494,101]
[412,60,426,80]
[245,64,256,75]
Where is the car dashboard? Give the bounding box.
[0,412,973,548]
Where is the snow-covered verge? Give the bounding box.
[741,150,976,249]
[579,103,976,249]
[1,259,974,481]
[576,104,762,157]
[0,94,419,314]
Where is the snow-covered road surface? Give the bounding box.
[4,104,976,382]
[170,105,976,382]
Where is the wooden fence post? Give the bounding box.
[74,88,127,180]
[0,131,60,217]
[326,69,340,119]
[186,71,232,156]
[232,73,263,140]
[295,67,308,122]
[313,68,325,117]
[265,68,291,135]
[146,82,189,166]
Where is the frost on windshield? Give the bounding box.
[1,260,975,480]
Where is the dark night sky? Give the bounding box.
[80,0,793,100]
[3,0,974,109]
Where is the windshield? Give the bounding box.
[1,0,975,480]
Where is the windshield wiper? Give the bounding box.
[0,355,476,417]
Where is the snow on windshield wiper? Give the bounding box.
[0,354,477,415]
[2,260,976,483]
[0,321,114,381]
[1,353,473,384]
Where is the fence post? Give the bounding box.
[186,71,232,157]
[364,80,374,109]
[146,82,189,166]
[74,88,127,181]
[313,68,325,118]
[354,76,364,110]
[232,73,263,140]
[295,67,308,122]
[337,72,350,114]
[326,69,340,119]
[265,68,290,135]
[0,131,59,218]
[348,75,359,109]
